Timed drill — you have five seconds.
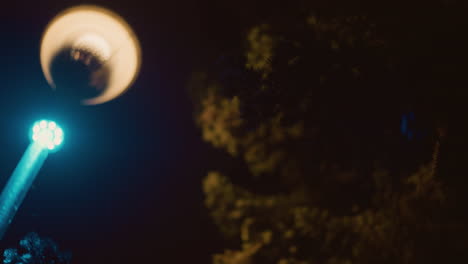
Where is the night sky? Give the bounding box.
[0,0,250,262]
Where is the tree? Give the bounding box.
[190,2,468,263]
[3,233,71,264]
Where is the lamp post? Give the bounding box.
[0,120,64,239]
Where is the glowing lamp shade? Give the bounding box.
[31,120,64,151]
[40,5,142,105]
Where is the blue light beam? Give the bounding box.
[0,120,64,239]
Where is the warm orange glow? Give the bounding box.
[40,5,141,105]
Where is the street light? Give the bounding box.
[0,120,64,239]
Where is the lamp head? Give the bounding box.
[31,120,64,152]
[40,5,142,105]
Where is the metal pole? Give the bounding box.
[0,142,48,239]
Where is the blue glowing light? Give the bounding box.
[0,120,65,239]
[31,120,64,151]
[0,142,48,239]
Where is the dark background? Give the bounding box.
[0,0,252,262]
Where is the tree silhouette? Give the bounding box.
[190,2,468,263]
[3,233,71,264]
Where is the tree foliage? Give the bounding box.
[3,233,71,264]
[191,2,468,263]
